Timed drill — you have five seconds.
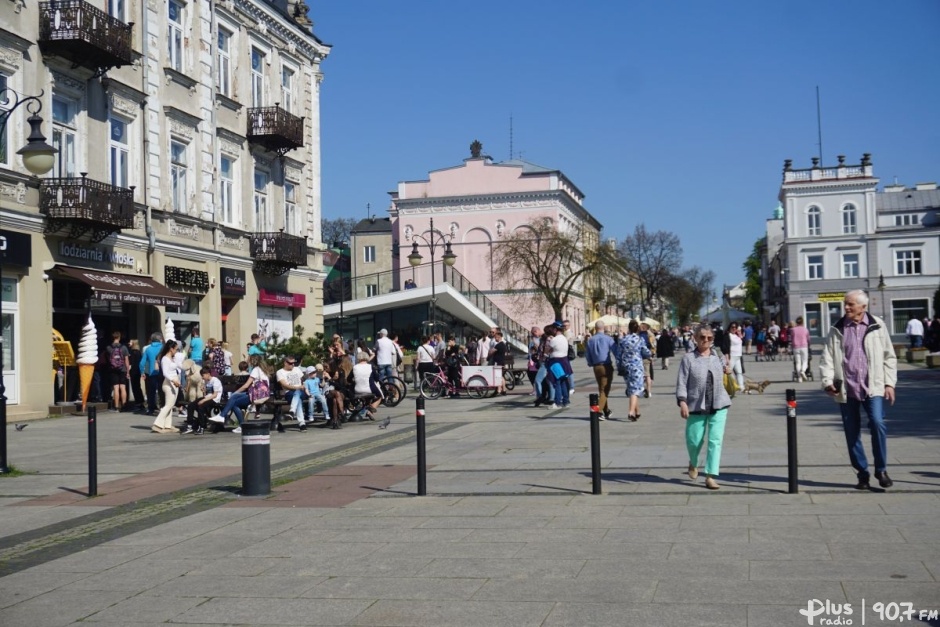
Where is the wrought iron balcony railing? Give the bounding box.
[249,231,307,275]
[38,0,134,76]
[41,174,135,243]
[246,105,304,156]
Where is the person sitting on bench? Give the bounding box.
[304,364,330,423]
[183,367,222,435]
[351,354,382,421]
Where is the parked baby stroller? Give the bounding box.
[791,349,815,382]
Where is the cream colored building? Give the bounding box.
[0,0,330,419]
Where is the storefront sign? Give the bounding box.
[58,242,135,269]
[220,268,247,297]
[257,306,294,341]
[817,292,845,303]
[165,266,209,293]
[0,230,31,267]
[53,265,185,308]
[258,288,305,308]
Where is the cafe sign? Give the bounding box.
[220,267,247,297]
[817,292,845,303]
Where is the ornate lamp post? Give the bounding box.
[407,217,457,329]
[878,272,887,321]
[332,240,349,339]
[1,88,58,474]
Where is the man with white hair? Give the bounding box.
[585,320,617,420]
[820,289,897,490]
[373,328,402,382]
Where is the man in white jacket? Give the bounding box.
[820,289,897,490]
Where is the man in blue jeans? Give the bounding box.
[820,289,898,490]
[139,332,164,414]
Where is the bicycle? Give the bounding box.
[379,374,406,407]
[419,366,488,399]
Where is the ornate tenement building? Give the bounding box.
[0,0,330,418]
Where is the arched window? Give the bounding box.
[841,203,857,235]
[807,205,821,236]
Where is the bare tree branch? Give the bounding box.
[491,219,618,321]
[617,224,683,316]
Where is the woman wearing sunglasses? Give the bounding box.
[676,326,733,489]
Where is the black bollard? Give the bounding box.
[589,393,602,495]
[241,420,271,496]
[416,396,427,496]
[88,406,97,497]
[786,389,798,494]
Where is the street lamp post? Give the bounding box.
[878,272,887,322]
[407,217,457,330]
[332,240,349,340]
[1,87,58,474]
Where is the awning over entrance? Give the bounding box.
[52,265,186,308]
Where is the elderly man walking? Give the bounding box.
[820,289,898,490]
[585,321,617,420]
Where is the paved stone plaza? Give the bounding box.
[0,355,938,626]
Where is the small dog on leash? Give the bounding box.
[743,379,771,394]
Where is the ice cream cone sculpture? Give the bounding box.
[164,316,176,343]
[76,315,98,410]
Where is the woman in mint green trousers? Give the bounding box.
[675,326,733,490]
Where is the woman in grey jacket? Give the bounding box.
[676,326,733,490]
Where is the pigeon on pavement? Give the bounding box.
[14,423,27,431]
[378,417,391,429]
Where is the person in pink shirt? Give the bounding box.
[790,317,811,382]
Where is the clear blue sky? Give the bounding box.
[314,0,940,292]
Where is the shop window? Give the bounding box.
[891,299,928,335]
[805,303,822,338]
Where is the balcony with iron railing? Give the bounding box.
[38,0,134,75]
[246,105,304,156]
[249,231,307,275]
[40,174,135,243]
[325,262,529,349]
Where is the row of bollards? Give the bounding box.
[411,391,800,496]
[83,389,799,500]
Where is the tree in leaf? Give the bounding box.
[663,266,716,324]
[491,218,619,322]
[616,225,683,317]
[741,237,764,315]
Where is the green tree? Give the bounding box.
[741,237,764,315]
[264,325,332,369]
[663,266,715,324]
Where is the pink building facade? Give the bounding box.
[389,147,603,333]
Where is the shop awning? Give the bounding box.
[52,265,185,308]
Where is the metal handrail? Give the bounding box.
[40,175,134,228]
[38,0,133,66]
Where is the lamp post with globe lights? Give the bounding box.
[406,217,457,330]
[1,87,58,473]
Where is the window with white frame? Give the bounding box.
[168,0,184,71]
[170,139,188,212]
[281,65,294,112]
[254,168,269,231]
[363,245,376,263]
[52,94,79,178]
[895,249,922,275]
[219,154,236,225]
[806,254,824,280]
[109,116,129,189]
[108,0,126,22]
[284,181,297,234]
[0,74,8,166]
[894,214,919,226]
[217,29,232,97]
[841,203,857,235]
[807,206,821,236]
[841,252,859,278]
[251,47,265,107]
[366,284,378,298]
